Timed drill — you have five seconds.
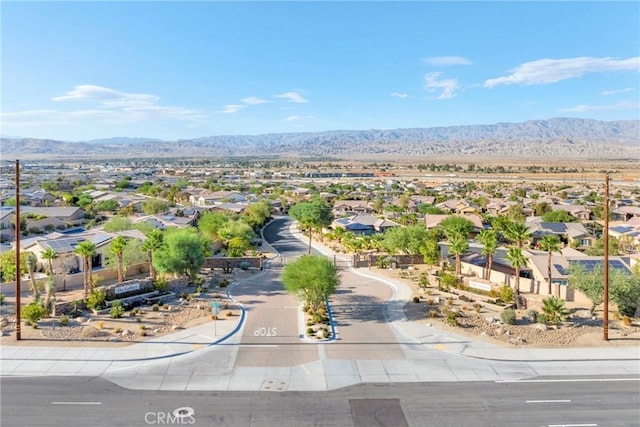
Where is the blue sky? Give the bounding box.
[1,1,639,141]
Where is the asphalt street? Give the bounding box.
[1,376,638,427]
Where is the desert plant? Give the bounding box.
[323,329,330,338]
[426,298,435,306]
[98,321,105,329]
[109,300,125,318]
[135,317,142,323]
[0,293,5,305]
[473,303,482,313]
[85,287,106,312]
[498,285,515,305]
[153,277,170,293]
[501,308,516,325]
[59,314,70,326]
[306,327,314,335]
[541,296,569,324]
[152,304,160,311]
[445,310,460,326]
[413,296,420,303]
[622,316,632,327]
[163,304,169,310]
[527,309,539,323]
[23,303,48,326]
[226,311,233,316]
[114,327,123,333]
[139,324,146,330]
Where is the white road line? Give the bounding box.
[242,345,278,348]
[497,378,640,383]
[548,424,597,427]
[51,402,102,405]
[526,400,571,403]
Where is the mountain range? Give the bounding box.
[2,118,638,160]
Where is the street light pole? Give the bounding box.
[14,159,22,341]
[603,173,609,341]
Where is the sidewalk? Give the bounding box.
[0,221,638,386]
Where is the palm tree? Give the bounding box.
[541,296,569,324]
[505,247,528,308]
[109,235,128,283]
[504,220,531,249]
[41,247,58,276]
[539,234,561,296]
[142,229,164,280]
[74,240,97,296]
[448,232,469,277]
[477,229,498,280]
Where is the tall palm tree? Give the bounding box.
[506,247,528,308]
[109,235,128,283]
[448,232,469,277]
[74,240,97,296]
[477,229,498,280]
[142,229,164,280]
[504,221,531,249]
[41,247,58,276]
[539,234,562,296]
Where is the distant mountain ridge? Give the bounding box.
[2,118,638,160]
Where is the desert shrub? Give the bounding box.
[109,300,124,318]
[153,277,170,293]
[152,304,160,311]
[306,327,314,335]
[622,316,632,326]
[136,317,142,322]
[498,285,515,304]
[439,273,459,291]
[59,314,70,326]
[163,304,169,310]
[428,310,438,318]
[445,310,460,326]
[0,293,5,305]
[86,287,106,312]
[413,296,420,303]
[541,296,569,324]
[501,308,516,325]
[23,303,48,325]
[114,327,123,333]
[220,279,229,288]
[618,305,636,318]
[81,326,101,338]
[323,329,330,338]
[527,309,539,323]
[98,321,105,329]
[473,303,482,313]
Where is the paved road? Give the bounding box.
[2,376,638,427]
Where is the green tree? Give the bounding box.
[0,249,27,282]
[25,252,40,299]
[198,211,229,241]
[142,229,165,280]
[41,247,59,276]
[74,240,97,296]
[381,224,429,259]
[542,210,576,223]
[569,263,640,316]
[218,219,254,250]
[539,234,562,296]
[94,199,119,213]
[243,200,271,230]
[448,233,469,277]
[108,235,129,283]
[289,200,333,254]
[503,220,531,249]
[585,236,620,256]
[141,199,169,215]
[103,217,134,232]
[154,230,206,282]
[439,216,474,239]
[282,255,339,312]
[477,229,498,280]
[505,247,528,305]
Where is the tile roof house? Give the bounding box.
[526,218,595,250]
[332,213,400,235]
[333,200,374,216]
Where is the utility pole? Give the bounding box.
[15,159,22,341]
[603,173,609,341]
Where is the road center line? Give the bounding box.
[548,424,597,427]
[526,400,571,403]
[51,401,102,405]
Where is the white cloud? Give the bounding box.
[52,84,159,108]
[484,56,640,88]
[241,96,270,105]
[284,115,301,122]
[424,72,460,99]
[558,100,639,113]
[274,91,309,103]
[390,92,409,98]
[601,87,635,96]
[218,104,245,114]
[423,56,472,66]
